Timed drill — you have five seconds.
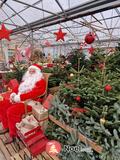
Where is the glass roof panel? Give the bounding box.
[19,7,44,23]
[0,0,120,47]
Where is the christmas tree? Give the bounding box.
[46,49,120,159]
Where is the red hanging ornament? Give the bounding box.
[44,40,51,47]
[75,96,81,102]
[54,28,67,41]
[88,46,95,55]
[0,24,12,41]
[85,32,95,44]
[104,84,112,92]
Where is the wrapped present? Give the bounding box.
[27,100,43,109]
[7,79,19,91]
[16,115,39,136]
[32,103,48,122]
[43,94,54,109]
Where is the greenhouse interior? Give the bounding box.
[0,0,120,160]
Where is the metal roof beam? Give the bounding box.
[3,0,43,22]
[55,0,67,18]
[12,0,120,34]
[13,0,59,16]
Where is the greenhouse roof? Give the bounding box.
[0,0,120,47]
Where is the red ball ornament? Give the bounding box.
[104,85,112,92]
[75,96,81,102]
[85,32,95,44]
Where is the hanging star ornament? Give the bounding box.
[0,24,12,41]
[54,28,67,41]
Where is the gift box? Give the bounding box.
[16,115,39,137]
[27,100,42,109]
[32,103,48,122]
[17,125,49,156]
[7,79,19,91]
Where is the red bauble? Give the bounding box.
[104,85,112,92]
[75,96,81,102]
[85,32,95,44]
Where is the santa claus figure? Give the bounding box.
[0,64,46,144]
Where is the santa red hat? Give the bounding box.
[29,64,43,71]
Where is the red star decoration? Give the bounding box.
[54,28,67,41]
[0,24,12,41]
[88,46,95,55]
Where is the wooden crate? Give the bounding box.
[49,114,103,154]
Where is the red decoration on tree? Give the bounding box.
[71,107,87,113]
[85,32,95,44]
[75,96,81,102]
[98,63,105,70]
[54,28,67,41]
[88,46,95,55]
[104,84,112,92]
[80,42,87,50]
[0,24,12,41]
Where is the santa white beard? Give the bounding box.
[18,69,43,94]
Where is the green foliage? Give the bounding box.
[106,50,120,72]
[5,63,27,82]
[67,49,90,70]
[47,49,120,159]
[45,122,96,160]
[49,95,71,124]
[59,131,95,160]
[48,64,74,88]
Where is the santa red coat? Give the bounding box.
[0,79,46,138]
